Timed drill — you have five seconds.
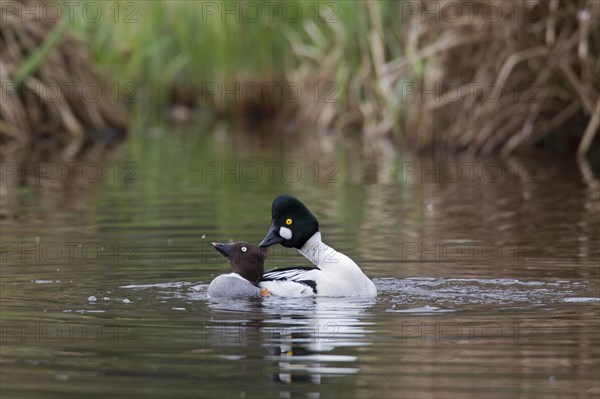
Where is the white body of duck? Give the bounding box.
[259,233,377,297]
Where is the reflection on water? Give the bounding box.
[1,127,599,398]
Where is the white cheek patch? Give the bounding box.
[279,226,292,240]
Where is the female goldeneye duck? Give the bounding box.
[208,242,270,298]
[258,194,377,297]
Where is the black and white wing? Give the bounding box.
[262,266,316,281]
[260,266,320,296]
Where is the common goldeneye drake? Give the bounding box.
[208,242,270,298]
[258,195,377,297]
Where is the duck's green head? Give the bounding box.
[259,194,319,249]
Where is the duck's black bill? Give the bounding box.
[259,223,285,247]
[212,242,233,257]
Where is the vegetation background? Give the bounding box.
[1,0,599,183]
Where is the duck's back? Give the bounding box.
[207,273,262,298]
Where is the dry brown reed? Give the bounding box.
[289,1,599,157]
[397,0,599,157]
[0,0,127,167]
[286,3,399,146]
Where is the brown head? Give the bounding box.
[211,241,267,284]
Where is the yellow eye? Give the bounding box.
[285,218,293,225]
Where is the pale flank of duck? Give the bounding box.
[208,273,262,298]
[258,195,377,297]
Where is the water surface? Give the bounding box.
[1,127,599,398]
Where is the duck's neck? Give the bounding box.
[298,231,327,267]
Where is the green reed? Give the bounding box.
[69,1,405,112]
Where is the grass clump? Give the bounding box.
[398,0,599,156]
[0,0,127,164]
